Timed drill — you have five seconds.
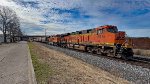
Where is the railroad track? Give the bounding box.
[132,56,150,63]
[57,44,150,67]
[79,50,150,69]
[90,52,150,69]
[41,42,150,69]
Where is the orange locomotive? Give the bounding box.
[47,35,61,46]
[47,25,133,60]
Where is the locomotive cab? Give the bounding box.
[96,26,128,47]
[96,25,133,60]
[107,26,118,33]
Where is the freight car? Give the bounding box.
[47,25,134,60]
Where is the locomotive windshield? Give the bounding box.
[107,27,118,33]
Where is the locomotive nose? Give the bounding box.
[116,31,125,40]
[115,31,126,45]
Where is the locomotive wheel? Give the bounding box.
[106,49,114,57]
[96,48,102,55]
[92,50,97,54]
[87,47,93,53]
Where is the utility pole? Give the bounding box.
[45,28,47,37]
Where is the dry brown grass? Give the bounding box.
[30,42,131,84]
[133,49,150,57]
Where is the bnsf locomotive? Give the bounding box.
[47,25,134,60]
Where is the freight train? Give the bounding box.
[47,25,134,60]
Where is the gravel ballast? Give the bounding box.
[42,44,150,84]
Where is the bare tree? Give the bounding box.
[0,6,22,42]
[8,15,22,42]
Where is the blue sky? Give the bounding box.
[0,0,150,37]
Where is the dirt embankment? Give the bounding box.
[30,42,130,84]
[133,49,150,57]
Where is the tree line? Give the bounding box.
[0,6,22,43]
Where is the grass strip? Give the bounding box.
[28,42,52,84]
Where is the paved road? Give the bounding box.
[0,41,36,84]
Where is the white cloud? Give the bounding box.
[0,0,149,37]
